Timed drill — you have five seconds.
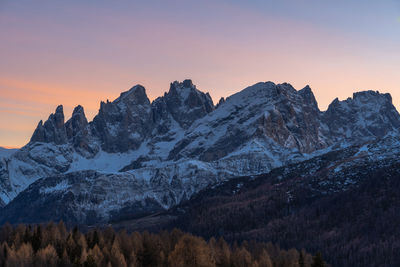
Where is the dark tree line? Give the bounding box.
[0,222,325,267]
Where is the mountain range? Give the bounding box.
[0,79,399,226]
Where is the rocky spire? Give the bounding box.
[64,105,91,151]
[216,97,225,108]
[30,105,68,145]
[30,120,45,143]
[164,79,214,128]
[299,85,319,111]
[65,105,88,139]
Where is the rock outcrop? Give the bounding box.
[91,85,153,153]
[30,105,68,145]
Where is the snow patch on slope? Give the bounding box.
[68,143,150,173]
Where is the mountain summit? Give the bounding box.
[0,80,399,223]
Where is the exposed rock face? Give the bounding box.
[164,80,214,128]
[1,79,400,223]
[89,81,214,153]
[168,82,327,162]
[256,83,325,153]
[30,105,68,145]
[65,105,88,139]
[323,91,400,143]
[151,80,214,138]
[65,105,91,152]
[92,85,153,153]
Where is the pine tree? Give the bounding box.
[88,244,104,266]
[168,234,215,267]
[35,245,59,267]
[31,225,42,253]
[299,251,305,267]
[231,246,252,267]
[258,249,273,267]
[89,230,99,249]
[110,239,127,267]
[1,243,9,267]
[84,254,97,267]
[23,227,31,244]
[311,252,325,267]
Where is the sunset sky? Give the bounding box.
[1,0,400,148]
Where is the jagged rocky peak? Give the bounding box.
[231,81,276,99]
[216,97,225,108]
[323,90,400,141]
[65,105,88,137]
[327,91,394,111]
[225,82,319,111]
[65,105,91,151]
[168,80,213,107]
[225,82,307,104]
[277,82,297,92]
[352,90,392,103]
[91,85,153,153]
[299,85,319,109]
[276,83,318,110]
[162,79,214,128]
[114,84,150,106]
[253,83,324,153]
[53,105,65,127]
[169,82,326,162]
[96,85,150,115]
[168,79,195,96]
[30,120,45,143]
[30,105,68,145]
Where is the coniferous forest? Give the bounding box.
[0,222,327,267]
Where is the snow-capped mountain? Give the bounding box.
[1,79,399,223]
[3,135,400,225]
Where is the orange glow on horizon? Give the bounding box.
[1,1,399,148]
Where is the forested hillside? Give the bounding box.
[170,152,400,267]
[0,222,325,267]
